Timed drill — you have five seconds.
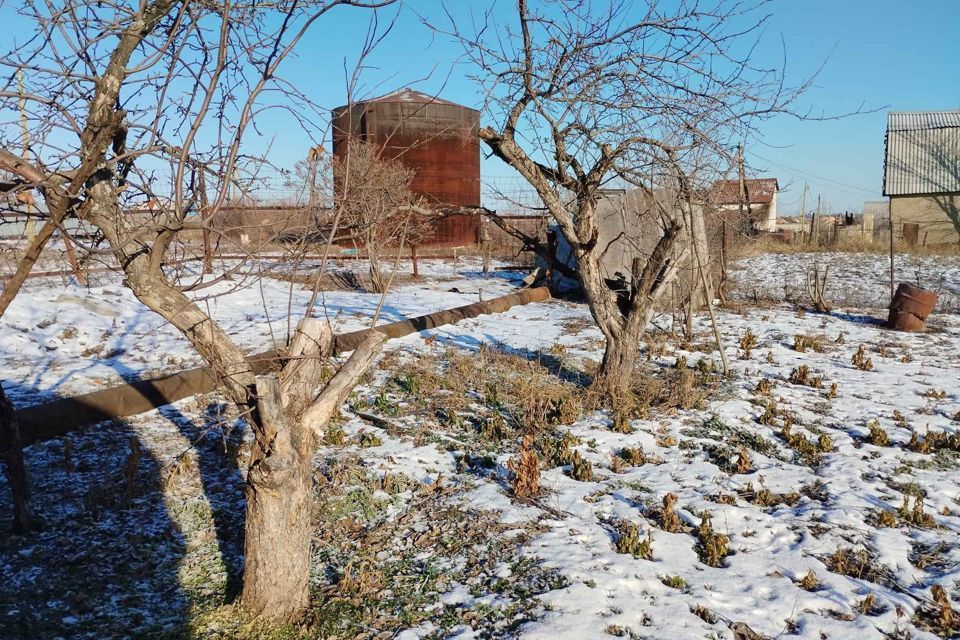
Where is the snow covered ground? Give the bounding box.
[730,251,960,312]
[1,253,959,639]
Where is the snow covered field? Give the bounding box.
[730,251,960,312]
[1,253,959,639]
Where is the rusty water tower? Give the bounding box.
[331,88,481,246]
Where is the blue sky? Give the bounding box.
[276,0,960,214]
[3,0,958,213]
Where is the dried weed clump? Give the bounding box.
[866,420,890,447]
[779,422,833,466]
[619,446,646,467]
[539,431,579,468]
[856,593,886,616]
[739,329,758,359]
[357,431,384,448]
[661,575,687,590]
[611,411,634,434]
[797,570,820,591]
[615,522,654,560]
[788,365,823,388]
[742,482,800,508]
[507,435,540,499]
[655,493,683,533]
[823,547,894,589]
[899,494,936,528]
[569,450,594,482]
[852,345,874,371]
[735,447,752,474]
[695,511,729,568]
[908,429,960,454]
[793,334,826,353]
[913,585,957,638]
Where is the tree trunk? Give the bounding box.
[595,333,640,399]
[242,330,383,621]
[241,375,313,622]
[0,383,33,532]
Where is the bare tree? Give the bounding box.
[0,0,393,621]
[440,0,819,397]
[332,141,431,292]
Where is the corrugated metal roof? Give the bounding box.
[888,111,960,132]
[883,111,960,196]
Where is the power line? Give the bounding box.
[750,152,879,197]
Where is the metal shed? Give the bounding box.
[882,111,960,245]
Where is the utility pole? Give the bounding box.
[17,69,34,243]
[812,195,821,246]
[736,142,748,232]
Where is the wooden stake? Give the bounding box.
[799,184,808,244]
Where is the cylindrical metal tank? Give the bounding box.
[332,89,481,247]
[888,282,937,331]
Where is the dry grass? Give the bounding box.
[730,234,960,260]
[823,547,895,589]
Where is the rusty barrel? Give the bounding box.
[888,282,937,331]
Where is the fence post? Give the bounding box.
[889,218,895,304]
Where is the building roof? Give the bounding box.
[711,178,779,204]
[888,111,960,132]
[360,88,465,108]
[884,110,960,196]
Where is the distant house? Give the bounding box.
[773,215,806,234]
[710,178,779,232]
[883,111,960,245]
